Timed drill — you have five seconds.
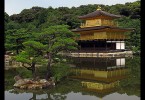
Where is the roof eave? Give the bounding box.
[78,15,122,20]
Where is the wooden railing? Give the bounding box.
[81,81,120,90]
[71,68,128,78]
[79,32,128,40]
[80,20,118,28]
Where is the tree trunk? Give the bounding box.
[30,93,36,100]
[16,39,19,54]
[45,52,52,80]
[31,62,36,78]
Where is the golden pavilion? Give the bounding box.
[72,6,133,52]
[69,57,129,98]
[70,57,128,83]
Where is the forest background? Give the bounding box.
[5,0,140,54]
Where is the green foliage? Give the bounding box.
[15,40,46,63]
[38,25,78,55]
[51,63,71,82]
[108,1,140,18]
[61,14,81,29]
[118,56,140,96]
[5,55,140,98]
[5,1,140,53]
[37,9,48,26]
[14,40,47,78]
[5,67,34,90]
[117,17,140,51]
[16,67,32,78]
[35,25,78,79]
[5,68,19,90]
[5,0,140,81]
[14,51,31,64]
[23,41,46,54]
[7,1,140,29]
[10,7,45,23]
[5,28,32,54]
[5,21,21,30]
[5,12,10,23]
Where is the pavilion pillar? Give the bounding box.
[105,40,107,51]
[93,42,95,51]
[110,40,113,50]
[79,41,82,52]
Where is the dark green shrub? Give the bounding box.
[51,63,71,82]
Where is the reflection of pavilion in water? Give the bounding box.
[70,57,129,98]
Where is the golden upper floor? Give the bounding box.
[78,6,121,28]
[80,19,118,28]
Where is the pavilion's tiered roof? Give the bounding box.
[78,9,122,19]
[72,26,134,32]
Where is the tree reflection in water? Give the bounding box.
[5,56,140,100]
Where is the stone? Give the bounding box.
[13,77,55,90]
[20,85,27,89]
[14,75,22,82]
[13,79,26,87]
[39,79,48,84]
[23,79,34,84]
[42,82,50,88]
[34,76,40,81]
[28,84,42,89]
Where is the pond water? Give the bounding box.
[5,56,140,100]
